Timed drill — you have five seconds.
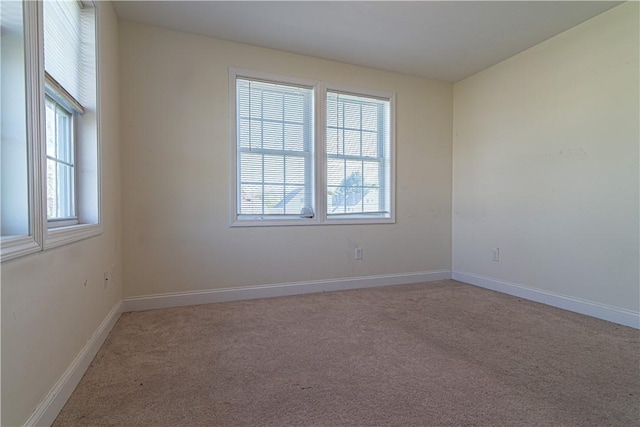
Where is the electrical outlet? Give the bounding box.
[355,247,363,260]
[491,247,500,262]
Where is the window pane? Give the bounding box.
[263,155,284,184]
[1,0,30,236]
[262,90,283,121]
[238,118,251,149]
[362,131,378,157]
[45,98,57,156]
[363,161,380,187]
[264,184,285,214]
[343,101,360,129]
[363,188,380,212]
[327,96,338,127]
[240,152,263,183]
[362,104,378,131]
[263,121,282,150]
[47,160,74,219]
[327,158,345,186]
[55,104,72,163]
[326,127,338,155]
[46,98,75,220]
[285,156,305,185]
[283,185,305,214]
[240,184,263,215]
[284,123,303,151]
[344,129,360,156]
[284,94,304,122]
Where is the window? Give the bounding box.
[231,69,395,226]
[326,91,391,218]
[0,0,40,260]
[42,0,100,247]
[1,0,101,262]
[236,78,315,220]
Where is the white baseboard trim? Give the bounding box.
[453,271,640,329]
[123,270,452,312]
[24,301,123,427]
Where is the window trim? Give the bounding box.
[322,84,396,224]
[229,68,396,227]
[0,0,43,262]
[229,67,321,227]
[43,0,102,250]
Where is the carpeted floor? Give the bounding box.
[54,280,639,426]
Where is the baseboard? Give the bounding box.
[123,270,452,312]
[453,271,640,329]
[24,301,123,427]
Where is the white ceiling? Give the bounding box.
[112,1,623,83]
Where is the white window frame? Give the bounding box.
[229,68,396,227]
[229,68,321,227]
[44,94,79,227]
[1,0,102,262]
[0,0,43,261]
[42,0,102,250]
[322,84,395,225]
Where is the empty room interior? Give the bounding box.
[1,0,639,425]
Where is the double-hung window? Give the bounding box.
[231,69,395,226]
[1,0,100,262]
[43,0,91,228]
[41,0,100,245]
[326,91,391,219]
[236,78,315,221]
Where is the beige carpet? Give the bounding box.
[54,280,639,426]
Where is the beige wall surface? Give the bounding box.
[453,3,639,311]
[0,3,122,426]
[119,21,453,298]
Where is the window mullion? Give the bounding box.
[378,103,385,212]
[281,92,286,214]
[260,88,265,215]
[359,103,364,213]
[315,83,325,221]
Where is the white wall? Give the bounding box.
[0,3,122,425]
[453,3,639,313]
[119,21,453,298]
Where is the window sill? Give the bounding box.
[44,222,102,250]
[324,216,395,225]
[1,235,41,262]
[231,218,320,227]
[48,218,79,228]
[231,216,395,227]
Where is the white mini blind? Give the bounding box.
[326,91,391,217]
[43,0,95,109]
[236,78,314,219]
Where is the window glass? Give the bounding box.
[1,0,30,237]
[45,97,75,220]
